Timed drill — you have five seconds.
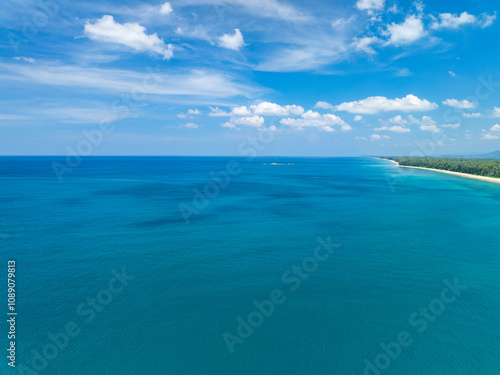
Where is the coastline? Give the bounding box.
[374,157,399,165]
[376,157,500,185]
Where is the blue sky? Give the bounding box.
[1,0,500,156]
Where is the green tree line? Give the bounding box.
[387,157,500,178]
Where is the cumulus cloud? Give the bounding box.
[217,102,305,117]
[356,0,385,12]
[177,109,202,119]
[334,94,438,114]
[388,115,408,125]
[207,107,231,116]
[315,101,334,110]
[374,125,411,133]
[493,107,500,118]
[481,132,499,140]
[490,124,500,132]
[418,116,441,133]
[219,29,245,51]
[442,99,476,109]
[280,110,351,132]
[251,102,304,116]
[231,106,252,116]
[384,15,426,46]
[229,115,265,127]
[159,2,173,15]
[84,15,173,59]
[354,115,363,121]
[221,117,261,130]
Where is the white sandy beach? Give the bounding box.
[378,157,500,185]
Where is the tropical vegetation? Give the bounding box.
[387,157,500,178]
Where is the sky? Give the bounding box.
[1,0,500,156]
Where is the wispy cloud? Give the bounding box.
[0,62,262,101]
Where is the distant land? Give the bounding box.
[382,156,500,184]
[441,150,500,159]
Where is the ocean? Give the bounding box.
[1,156,499,374]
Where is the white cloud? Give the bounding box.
[352,36,380,54]
[465,131,473,140]
[334,94,438,114]
[442,99,476,109]
[355,136,368,140]
[388,4,399,14]
[480,13,497,28]
[440,123,460,129]
[13,57,35,63]
[181,122,199,129]
[419,116,441,133]
[221,122,238,129]
[490,124,500,132]
[159,2,173,15]
[374,125,411,133]
[431,12,496,29]
[219,29,245,51]
[84,15,174,59]
[251,102,304,116]
[231,106,252,116]
[413,0,425,14]
[463,113,482,118]
[180,0,309,22]
[448,71,456,77]
[493,107,500,118]
[0,62,259,101]
[481,133,499,140]
[354,115,363,121]
[332,16,356,28]
[388,115,407,125]
[229,115,265,127]
[431,12,476,30]
[209,102,306,118]
[384,15,425,46]
[207,107,231,116]
[280,110,350,132]
[177,109,202,119]
[314,101,334,110]
[38,106,129,124]
[370,134,390,141]
[356,0,385,12]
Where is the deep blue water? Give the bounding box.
[1,157,499,374]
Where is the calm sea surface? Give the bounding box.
[1,157,499,374]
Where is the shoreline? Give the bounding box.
[374,157,399,165]
[376,157,500,185]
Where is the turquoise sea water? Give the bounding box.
[1,157,499,374]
